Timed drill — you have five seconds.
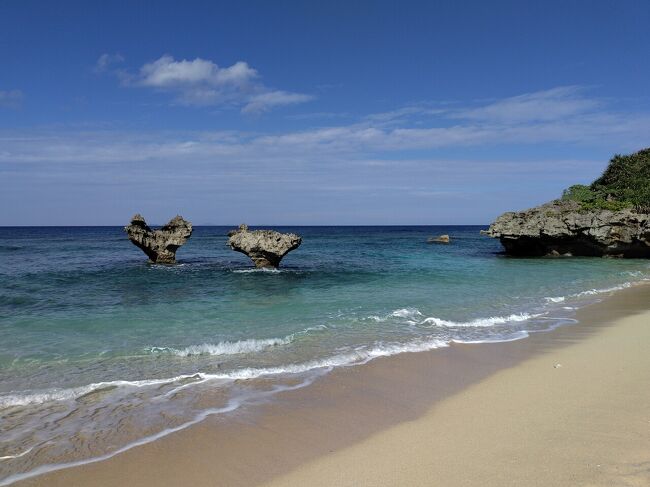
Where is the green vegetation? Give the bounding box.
[561,148,650,212]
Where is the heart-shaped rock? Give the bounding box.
[125,214,192,264]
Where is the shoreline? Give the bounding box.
[264,283,650,487]
[13,282,650,486]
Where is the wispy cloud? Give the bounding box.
[98,53,313,113]
[362,105,448,126]
[455,86,598,122]
[2,86,649,224]
[2,86,648,163]
[0,89,23,109]
[94,53,124,73]
[285,111,352,121]
[242,90,314,114]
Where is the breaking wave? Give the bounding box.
[369,308,542,328]
[1,341,451,411]
[0,374,207,408]
[573,282,632,296]
[545,296,565,303]
[543,281,635,304]
[146,336,294,357]
[420,312,542,328]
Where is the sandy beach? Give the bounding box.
[12,283,649,487]
[266,286,650,487]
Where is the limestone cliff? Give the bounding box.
[486,200,650,257]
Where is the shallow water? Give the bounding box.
[1,226,648,483]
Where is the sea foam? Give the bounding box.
[420,312,541,327]
[0,335,452,409]
[147,336,293,357]
[545,296,566,303]
[0,375,323,487]
[544,280,642,305]
[0,447,33,461]
[573,282,632,296]
[0,374,207,408]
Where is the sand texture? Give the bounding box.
[266,299,650,486]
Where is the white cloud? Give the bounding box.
[137,56,257,88]
[101,54,312,112]
[213,61,259,85]
[0,89,23,109]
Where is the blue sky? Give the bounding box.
[1,0,649,225]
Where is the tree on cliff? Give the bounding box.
[562,148,650,212]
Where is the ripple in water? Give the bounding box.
[1,226,649,484]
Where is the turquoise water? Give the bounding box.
[1,226,649,483]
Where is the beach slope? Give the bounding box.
[265,302,650,487]
[15,287,650,487]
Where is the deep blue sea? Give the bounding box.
[1,225,649,484]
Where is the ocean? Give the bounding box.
[1,225,649,484]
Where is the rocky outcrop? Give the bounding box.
[124,214,193,263]
[428,235,450,244]
[486,200,650,257]
[227,224,302,268]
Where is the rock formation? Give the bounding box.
[227,224,302,268]
[428,234,450,244]
[485,200,650,257]
[124,214,193,263]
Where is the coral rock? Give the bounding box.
[428,234,450,244]
[227,224,302,268]
[485,200,650,257]
[124,214,192,263]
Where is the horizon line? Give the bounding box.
[0,223,491,228]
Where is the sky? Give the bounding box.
[1,0,649,225]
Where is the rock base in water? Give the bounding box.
[227,224,302,268]
[124,214,193,264]
[486,200,650,258]
[428,235,450,244]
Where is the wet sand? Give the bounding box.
[16,284,650,486]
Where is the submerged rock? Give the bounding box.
[124,214,193,264]
[227,224,302,268]
[428,234,450,244]
[485,200,650,258]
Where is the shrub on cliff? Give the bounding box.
[562,148,650,212]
